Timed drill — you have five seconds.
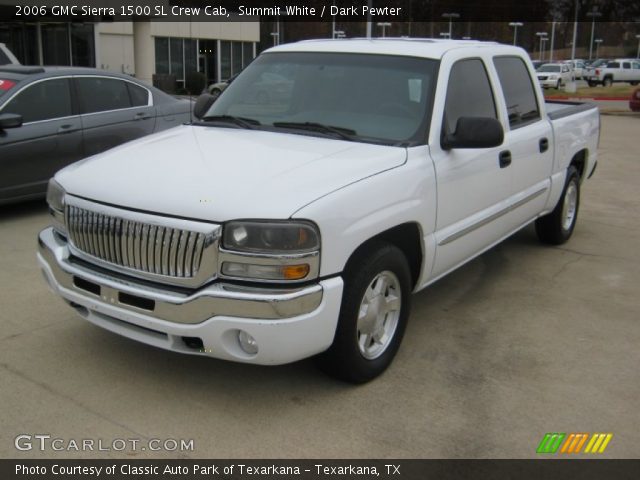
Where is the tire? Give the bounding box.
[588,80,597,87]
[603,77,613,87]
[631,81,639,86]
[535,166,580,245]
[316,241,412,383]
[556,80,561,89]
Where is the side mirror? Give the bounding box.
[441,117,504,150]
[193,93,216,120]
[0,113,23,129]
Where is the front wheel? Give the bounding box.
[603,77,613,87]
[535,166,580,245]
[317,241,412,383]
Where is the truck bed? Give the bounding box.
[545,100,597,120]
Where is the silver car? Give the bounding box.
[0,66,192,205]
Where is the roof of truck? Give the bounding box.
[267,38,509,60]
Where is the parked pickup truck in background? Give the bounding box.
[38,39,599,383]
[586,58,640,87]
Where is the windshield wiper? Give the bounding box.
[272,122,358,141]
[199,115,260,129]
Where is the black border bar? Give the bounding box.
[3,459,640,480]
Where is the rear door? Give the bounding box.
[621,61,632,82]
[0,77,83,201]
[492,56,553,227]
[429,54,512,278]
[75,75,156,157]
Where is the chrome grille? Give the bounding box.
[64,201,220,287]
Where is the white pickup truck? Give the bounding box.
[586,58,640,87]
[38,39,599,383]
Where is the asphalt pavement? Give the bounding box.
[0,115,638,459]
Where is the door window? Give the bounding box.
[443,59,497,135]
[127,82,150,107]
[493,56,541,128]
[77,77,132,113]
[2,78,72,123]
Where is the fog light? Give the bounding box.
[237,330,258,355]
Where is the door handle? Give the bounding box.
[499,150,512,168]
[134,112,151,120]
[57,124,74,134]
[539,137,549,153]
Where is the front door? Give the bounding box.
[429,56,512,278]
[0,77,82,201]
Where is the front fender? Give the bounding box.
[292,146,436,281]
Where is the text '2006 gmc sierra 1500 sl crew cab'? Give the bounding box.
[38,39,599,383]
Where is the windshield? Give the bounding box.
[204,52,438,146]
[538,65,561,72]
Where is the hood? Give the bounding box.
[57,125,406,221]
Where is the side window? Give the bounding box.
[77,77,131,114]
[633,63,640,70]
[3,78,72,123]
[493,56,541,128]
[622,63,631,70]
[443,59,497,134]
[127,82,150,107]
[608,62,620,68]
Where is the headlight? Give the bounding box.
[221,221,320,282]
[223,221,319,253]
[46,178,67,235]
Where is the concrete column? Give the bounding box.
[133,21,154,85]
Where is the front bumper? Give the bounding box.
[38,227,343,365]
[538,78,561,88]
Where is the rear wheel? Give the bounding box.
[535,166,580,245]
[630,81,639,86]
[588,80,598,87]
[317,241,412,383]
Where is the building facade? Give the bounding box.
[0,20,260,88]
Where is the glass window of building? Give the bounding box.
[232,41,243,75]
[155,37,169,74]
[41,24,70,65]
[71,24,95,67]
[170,38,184,80]
[220,41,231,80]
[243,42,254,69]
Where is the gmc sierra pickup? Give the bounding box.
[38,39,599,383]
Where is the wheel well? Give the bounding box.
[570,149,587,181]
[347,223,423,288]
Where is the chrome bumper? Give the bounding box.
[37,227,323,324]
